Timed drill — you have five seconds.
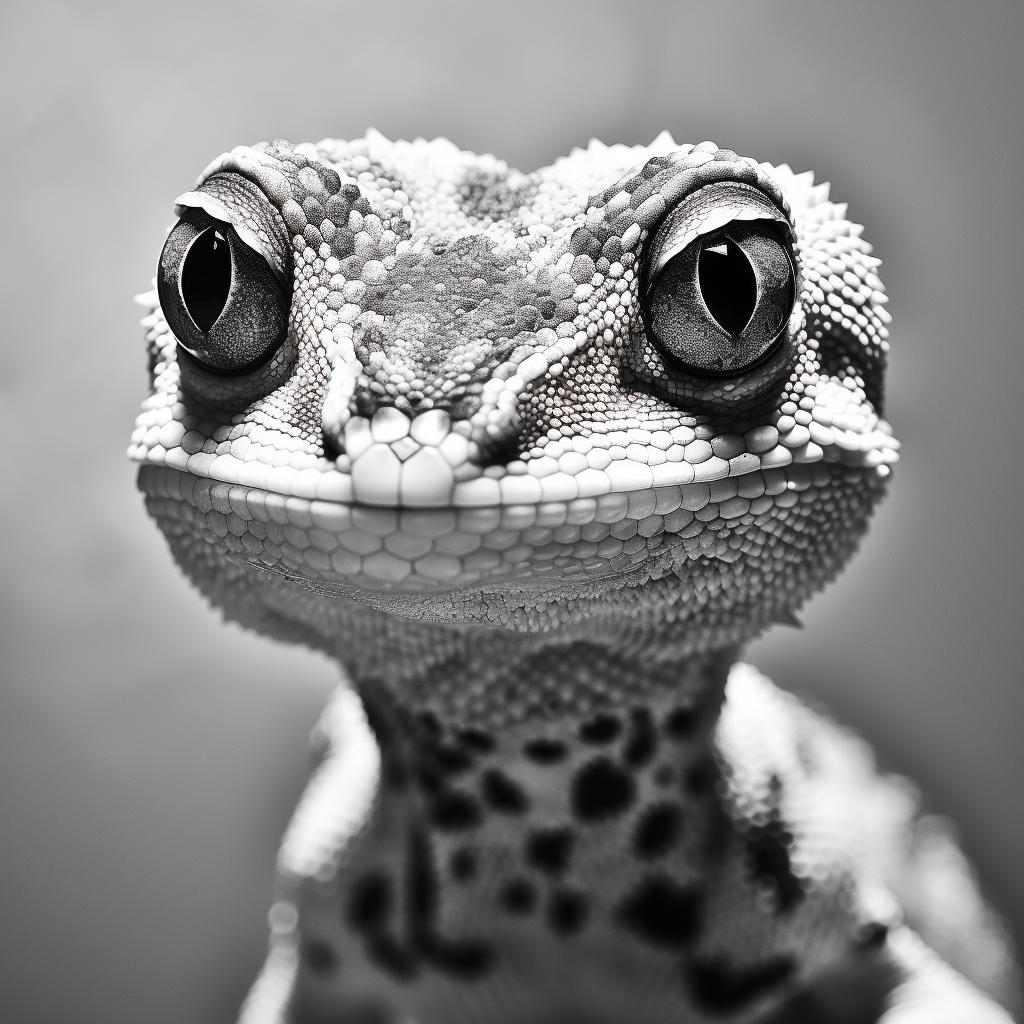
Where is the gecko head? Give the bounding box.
[133,133,896,647]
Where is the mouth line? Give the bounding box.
[130,414,897,513]
[137,457,884,598]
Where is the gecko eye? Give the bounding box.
[643,222,795,377]
[157,209,290,374]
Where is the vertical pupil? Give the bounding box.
[181,228,232,333]
[698,238,757,336]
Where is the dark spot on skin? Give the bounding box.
[684,757,718,796]
[407,828,494,979]
[760,946,900,1024]
[548,889,589,935]
[417,722,490,778]
[633,803,684,859]
[617,875,703,948]
[415,722,483,792]
[579,714,621,744]
[524,738,568,764]
[407,827,439,932]
[499,878,537,914]
[745,775,804,912]
[347,872,418,981]
[419,936,494,978]
[572,757,636,821]
[458,728,495,753]
[686,955,795,1012]
[347,872,392,932]
[482,769,529,813]
[624,708,657,766]
[666,705,699,740]
[526,827,575,875]
[368,935,418,980]
[449,848,477,882]
[417,710,442,740]
[429,743,474,775]
[360,691,408,789]
[855,922,889,949]
[430,791,483,830]
[415,764,444,795]
[301,937,339,975]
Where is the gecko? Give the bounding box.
[130,131,1019,1023]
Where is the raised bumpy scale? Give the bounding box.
[130,132,1018,1024]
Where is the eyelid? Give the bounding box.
[645,181,792,294]
[174,188,291,290]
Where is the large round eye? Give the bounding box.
[644,222,794,377]
[157,208,290,374]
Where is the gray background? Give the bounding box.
[1,1,1021,1021]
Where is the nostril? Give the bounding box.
[476,428,522,469]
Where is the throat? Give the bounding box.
[332,615,737,736]
[317,631,742,1015]
[335,618,737,757]
[339,626,739,877]
[331,625,738,827]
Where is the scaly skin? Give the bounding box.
[131,133,1018,1023]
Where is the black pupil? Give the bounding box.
[698,238,757,336]
[181,228,231,333]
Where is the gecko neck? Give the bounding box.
[327,621,739,829]
[329,615,738,738]
[314,625,741,1005]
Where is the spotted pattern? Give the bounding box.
[262,666,910,1022]
[686,955,796,1013]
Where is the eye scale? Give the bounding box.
[180,228,231,333]
[697,237,756,337]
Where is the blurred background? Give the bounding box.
[1,1,1021,1020]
